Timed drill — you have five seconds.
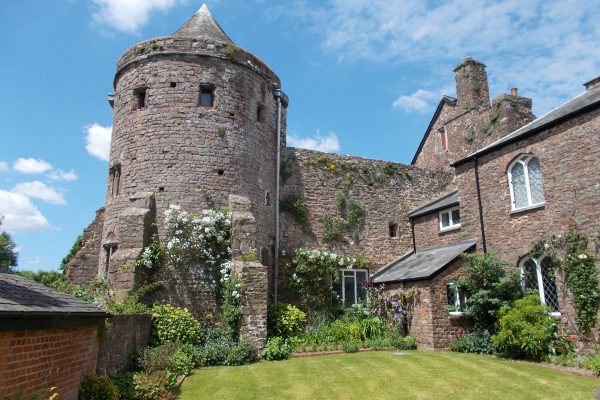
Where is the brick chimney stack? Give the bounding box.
[454,57,490,110]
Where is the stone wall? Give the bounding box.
[100,37,285,294]
[66,208,105,285]
[454,104,600,335]
[413,58,534,173]
[385,257,471,349]
[280,148,453,274]
[229,195,268,349]
[0,326,99,400]
[97,314,152,376]
[412,207,474,251]
[232,261,268,349]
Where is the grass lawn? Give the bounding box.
[179,351,599,400]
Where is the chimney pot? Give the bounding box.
[511,88,518,96]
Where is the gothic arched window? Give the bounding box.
[520,256,560,314]
[507,154,545,211]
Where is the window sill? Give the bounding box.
[510,202,545,215]
[440,225,461,233]
[448,311,464,316]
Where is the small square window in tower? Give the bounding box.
[200,84,214,107]
[256,104,264,123]
[388,223,398,238]
[134,87,146,109]
[103,243,118,276]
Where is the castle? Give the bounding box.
[66,4,600,349]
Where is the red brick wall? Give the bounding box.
[0,326,99,400]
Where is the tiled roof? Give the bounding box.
[452,85,600,166]
[372,240,476,283]
[173,3,233,43]
[0,273,110,318]
[408,191,459,219]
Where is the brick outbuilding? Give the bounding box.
[0,273,110,400]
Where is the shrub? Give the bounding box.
[171,345,195,376]
[359,316,386,340]
[261,337,292,361]
[584,353,600,376]
[457,252,522,332]
[329,320,362,343]
[493,295,556,361]
[139,343,178,373]
[396,335,417,350]
[449,330,495,355]
[225,339,256,366]
[132,371,174,400]
[110,373,135,400]
[150,304,202,346]
[268,304,307,338]
[342,341,360,353]
[78,374,119,400]
[221,275,243,339]
[196,329,235,366]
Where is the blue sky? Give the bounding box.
[1,0,598,272]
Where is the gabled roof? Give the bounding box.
[408,191,459,219]
[372,240,476,284]
[452,85,600,166]
[173,3,233,43]
[0,273,110,318]
[411,96,457,165]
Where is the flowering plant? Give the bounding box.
[366,282,414,336]
[221,265,243,338]
[290,248,368,314]
[163,204,232,291]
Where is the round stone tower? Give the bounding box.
[99,4,286,313]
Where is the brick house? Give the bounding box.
[0,273,110,400]
[373,59,600,348]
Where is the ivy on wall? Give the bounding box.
[531,230,600,335]
[322,192,365,244]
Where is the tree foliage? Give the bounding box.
[0,217,18,273]
[59,235,82,272]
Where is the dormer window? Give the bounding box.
[439,207,460,232]
[134,87,147,109]
[200,84,214,107]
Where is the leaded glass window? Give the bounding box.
[439,207,461,232]
[508,155,545,211]
[520,256,560,314]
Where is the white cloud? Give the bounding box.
[13,158,53,174]
[0,190,50,232]
[392,89,439,113]
[85,123,112,161]
[288,131,341,153]
[91,0,184,34]
[274,0,600,114]
[12,181,66,205]
[0,161,8,172]
[27,257,43,265]
[47,169,78,182]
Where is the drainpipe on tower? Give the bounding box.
[272,88,288,305]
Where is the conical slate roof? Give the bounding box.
[173,3,233,43]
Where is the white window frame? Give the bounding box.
[436,126,448,154]
[339,269,368,307]
[439,207,461,232]
[507,154,545,212]
[446,282,466,315]
[519,256,561,317]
